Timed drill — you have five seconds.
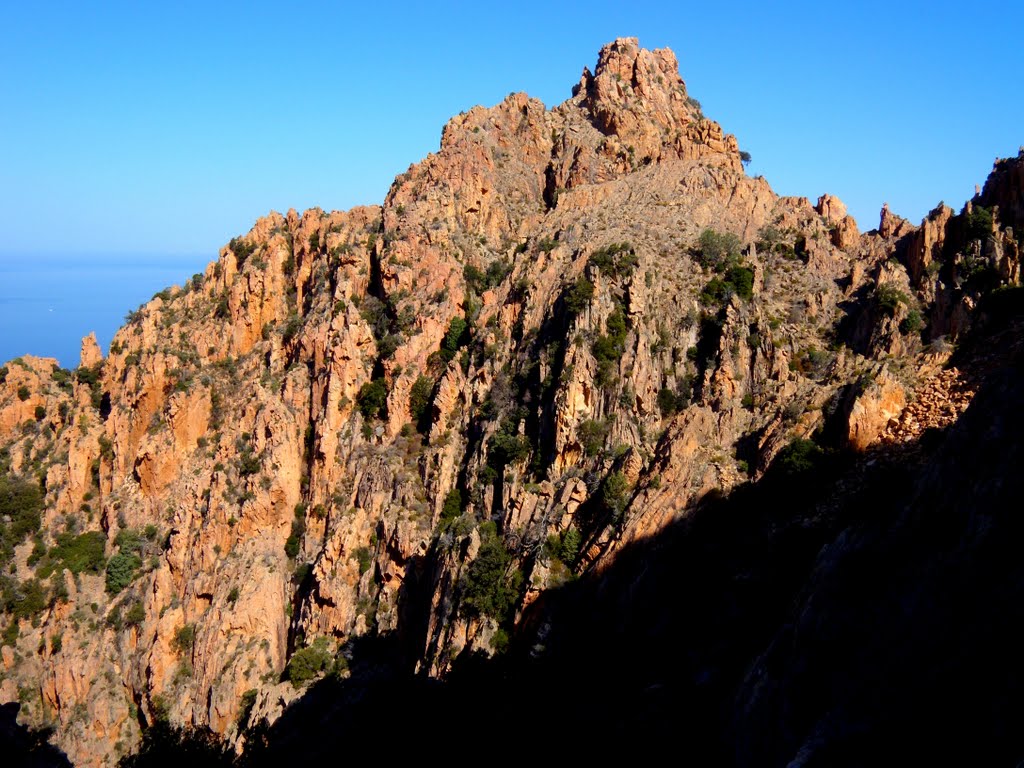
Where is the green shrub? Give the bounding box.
[173,624,196,655]
[356,379,388,421]
[601,471,632,520]
[700,264,754,305]
[593,308,627,361]
[657,387,680,416]
[237,446,262,477]
[281,313,302,345]
[75,363,100,387]
[875,284,908,317]
[26,539,46,568]
[285,637,333,687]
[214,292,230,320]
[592,333,621,363]
[105,552,141,594]
[487,424,531,470]
[578,419,609,456]
[696,229,742,271]
[0,366,7,384]
[900,308,924,335]
[2,620,18,646]
[376,333,401,360]
[560,528,582,563]
[238,689,258,728]
[485,259,513,288]
[229,237,257,267]
[463,264,485,288]
[439,488,462,529]
[409,375,434,425]
[789,346,832,380]
[75,363,105,410]
[49,571,68,606]
[776,438,825,476]
[557,527,581,565]
[39,531,106,578]
[699,277,730,306]
[124,602,146,626]
[440,316,469,362]
[115,528,146,555]
[491,627,510,653]
[965,205,993,241]
[1,577,46,620]
[51,367,72,389]
[564,276,595,316]
[16,386,30,402]
[354,546,372,575]
[464,260,512,292]
[726,264,755,301]
[292,562,312,584]
[358,296,389,339]
[606,307,626,338]
[589,243,637,278]
[110,604,135,631]
[0,473,43,544]
[460,522,522,620]
[592,306,629,387]
[284,514,305,559]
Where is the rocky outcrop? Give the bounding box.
[979,147,1024,231]
[878,365,975,446]
[816,194,860,249]
[904,203,953,287]
[878,202,914,239]
[843,367,906,451]
[79,334,103,369]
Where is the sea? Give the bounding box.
[0,252,213,369]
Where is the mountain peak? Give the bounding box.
[574,38,741,169]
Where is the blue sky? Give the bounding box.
[0,1,1021,363]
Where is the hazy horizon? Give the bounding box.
[0,251,211,367]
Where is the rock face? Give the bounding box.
[79,334,103,369]
[843,367,906,451]
[0,39,1021,766]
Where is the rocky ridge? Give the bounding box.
[0,38,1021,765]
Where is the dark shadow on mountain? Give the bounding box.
[125,304,1024,767]
[732,342,1024,766]
[119,721,233,768]
[0,703,71,768]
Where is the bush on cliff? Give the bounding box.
[356,379,388,421]
[285,637,334,687]
[105,552,141,594]
[460,522,522,621]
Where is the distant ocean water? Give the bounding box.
[0,252,213,368]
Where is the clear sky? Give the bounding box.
[1,1,1021,363]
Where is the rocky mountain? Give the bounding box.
[1,38,1022,765]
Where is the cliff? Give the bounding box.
[0,38,1022,765]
